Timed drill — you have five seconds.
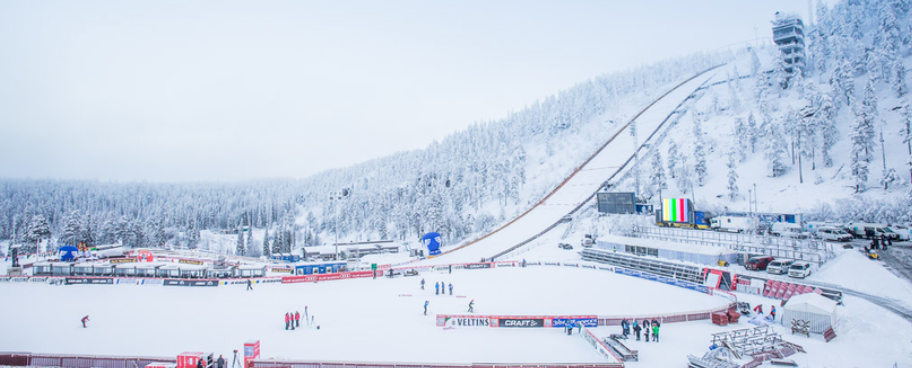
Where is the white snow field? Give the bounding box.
[0,266,728,364]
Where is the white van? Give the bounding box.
[846,222,900,240]
[711,216,752,233]
[767,259,795,275]
[788,261,812,278]
[771,222,809,239]
[814,227,852,242]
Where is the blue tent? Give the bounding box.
[58,246,79,262]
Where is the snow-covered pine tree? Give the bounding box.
[236,229,245,256]
[861,77,879,161]
[734,118,748,162]
[850,104,870,193]
[61,211,82,246]
[833,60,856,106]
[649,150,666,201]
[693,116,707,186]
[894,58,907,97]
[675,155,693,194]
[667,139,678,179]
[726,148,739,201]
[24,214,51,253]
[764,121,787,177]
[262,229,271,257]
[817,92,839,168]
[901,102,912,183]
[747,113,758,153]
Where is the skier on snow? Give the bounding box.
[435,282,439,295]
[644,319,650,342]
[770,306,776,321]
[424,300,429,316]
[246,279,253,291]
[468,299,475,313]
[81,315,89,328]
[448,283,453,295]
[420,278,425,290]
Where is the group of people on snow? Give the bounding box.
[752,304,777,322]
[423,299,475,315]
[621,318,661,343]
[284,306,316,330]
[420,279,455,296]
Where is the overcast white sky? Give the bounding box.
[0,0,819,182]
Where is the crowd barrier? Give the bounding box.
[249,359,624,368]
[0,352,174,368]
[580,326,624,364]
[436,315,598,328]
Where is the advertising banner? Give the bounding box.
[28,277,48,283]
[551,316,598,328]
[109,258,137,264]
[10,277,29,282]
[281,270,374,284]
[437,315,492,328]
[143,279,164,286]
[543,262,560,266]
[498,318,544,328]
[462,263,491,270]
[0,277,9,282]
[66,277,114,285]
[115,278,143,285]
[178,259,204,265]
[270,268,293,274]
[163,279,219,287]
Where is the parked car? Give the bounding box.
[558,243,573,250]
[888,225,911,241]
[788,261,812,278]
[846,222,900,240]
[814,227,852,242]
[767,259,795,275]
[770,223,809,239]
[745,256,774,271]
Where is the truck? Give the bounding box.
[654,198,712,229]
[710,215,753,233]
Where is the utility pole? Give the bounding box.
[631,120,640,196]
[329,188,351,260]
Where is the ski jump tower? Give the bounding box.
[771,12,806,77]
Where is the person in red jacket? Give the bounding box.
[294,311,300,328]
[81,315,89,328]
[284,313,290,330]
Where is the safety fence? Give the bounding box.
[0,352,174,368]
[249,360,624,368]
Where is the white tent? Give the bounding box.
[780,292,838,333]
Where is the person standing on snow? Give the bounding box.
[621,319,629,337]
[216,355,225,368]
[310,315,315,328]
[424,300,429,316]
[468,299,475,313]
[770,306,777,321]
[652,323,660,343]
[295,311,301,328]
[644,320,651,342]
[285,313,290,330]
[753,304,763,315]
[448,283,453,295]
[420,278,425,290]
[305,306,309,325]
[290,312,295,330]
[246,279,253,291]
[633,320,641,341]
[81,315,90,328]
[577,321,582,334]
[435,282,439,295]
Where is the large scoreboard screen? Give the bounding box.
[596,192,636,214]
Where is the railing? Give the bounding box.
[0,353,174,368]
[627,226,835,267]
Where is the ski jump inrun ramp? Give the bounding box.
[418,65,722,266]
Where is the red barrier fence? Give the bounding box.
[0,352,175,368]
[250,360,624,368]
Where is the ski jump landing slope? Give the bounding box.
[420,67,720,266]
